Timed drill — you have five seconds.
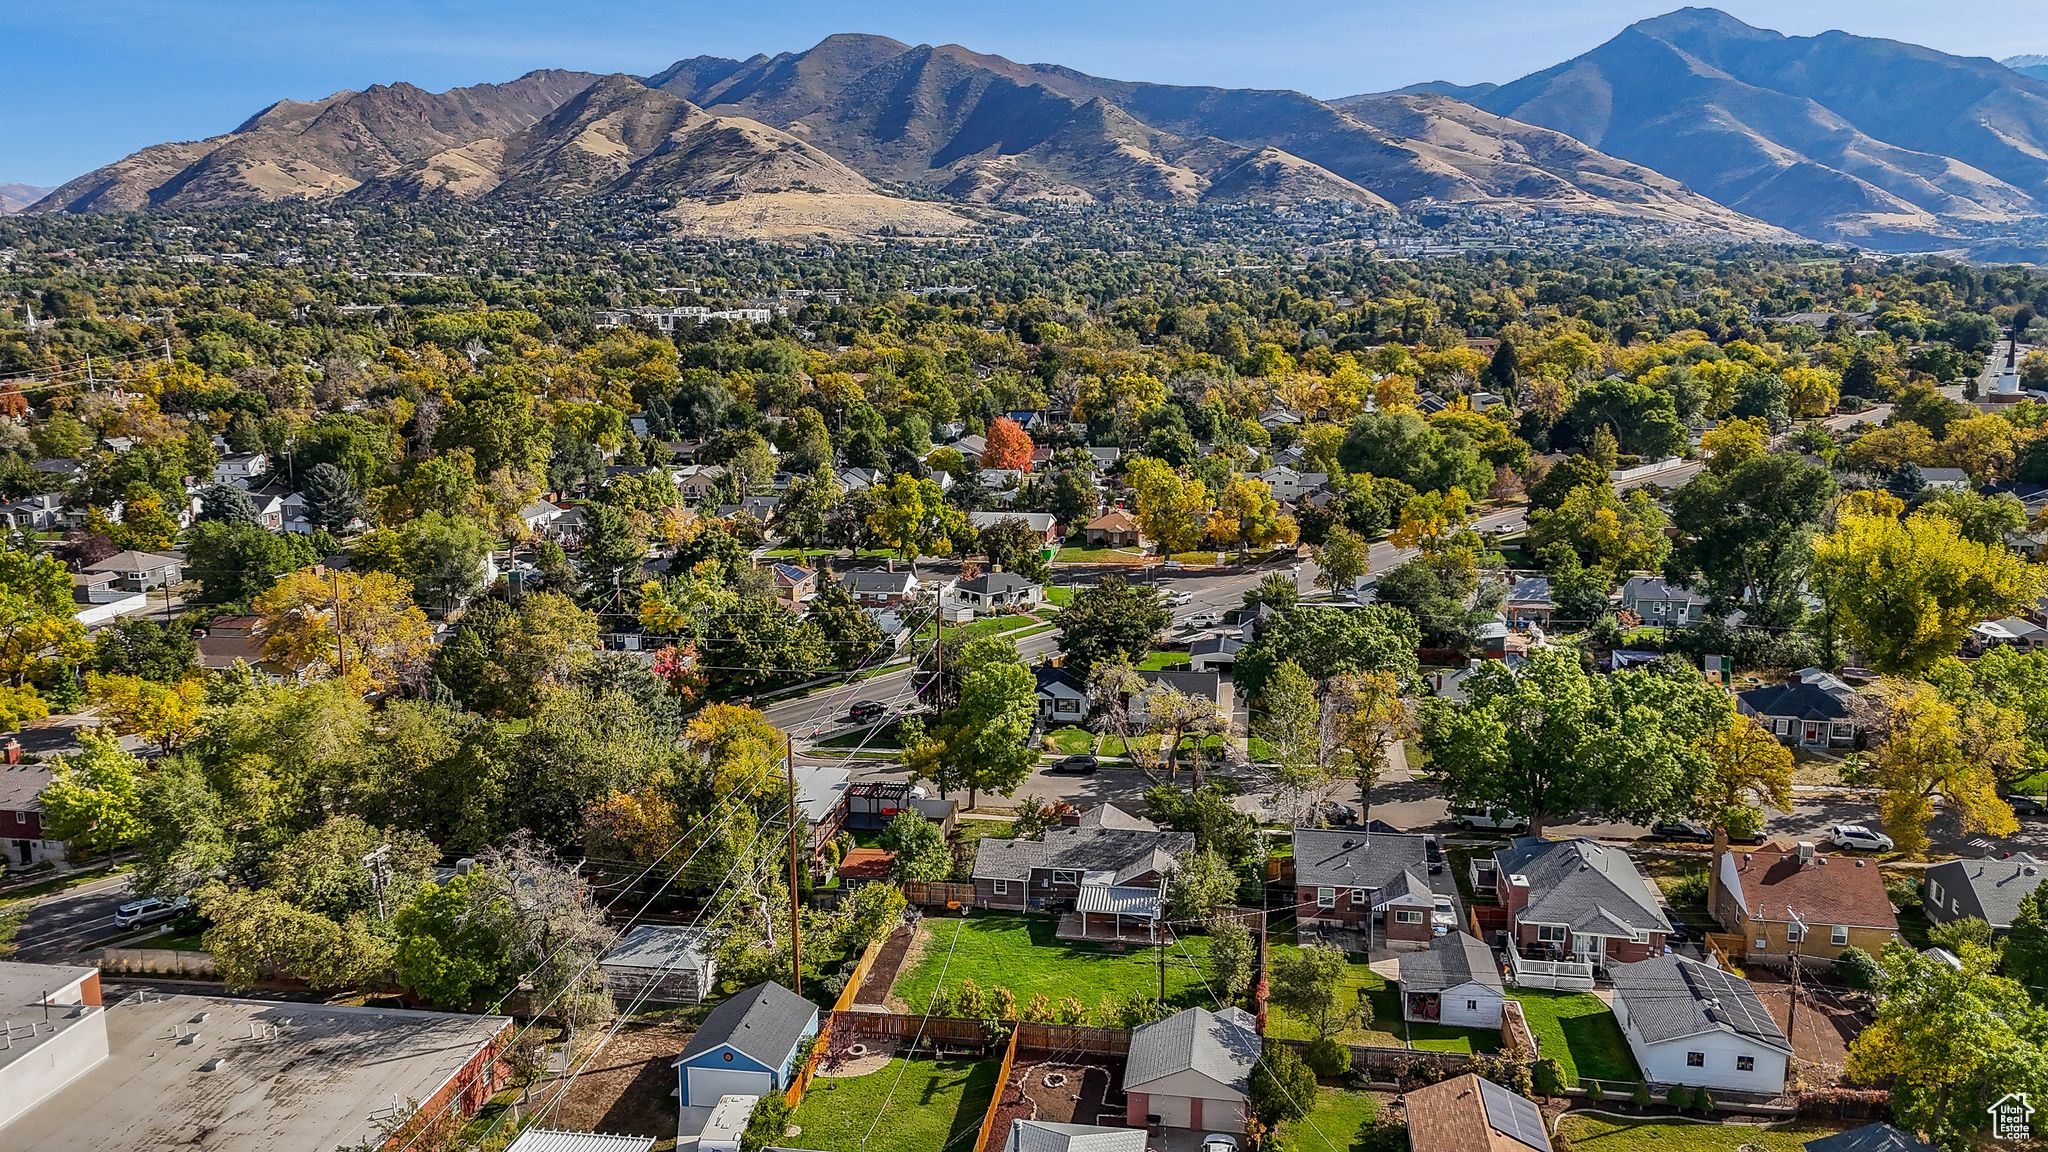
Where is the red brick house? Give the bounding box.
[1473,838,1670,974]
[969,815,1191,913]
[1292,827,1448,949]
[0,762,61,867]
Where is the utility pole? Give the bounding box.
[330,566,347,683]
[1786,905,1805,1044]
[363,845,393,919]
[932,595,945,723]
[787,735,803,997]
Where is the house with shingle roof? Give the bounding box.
[1924,853,2048,933]
[954,571,1044,615]
[1609,954,1791,1094]
[1122,1006,1259,1133]
[1399,932,1504,1028]
[970,823,1191,914]
[1084,508,1143,547]
[1292,828,1447,948]
[1403,1074,1551,1152]
[672,981,817,1112]
[1476,838,1670,973]
[1712,842,1899,967]
[1738,668,1859,749]
[1620,576,1707,628]
[1003,1120,1145,1152]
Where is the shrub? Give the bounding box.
[740,1094,791,1152]
[1531,1057,1566,1096]
[1663,869,1710,906]
[1305,1037,1353,1078]
[1665,1085,1694,1111]
[1694,1088,1716,1113]
[1838,946,1883,991]
[1585,1080,1605,1103]
[1633,1081,1653,1109]
[1251,1046,1318,1125]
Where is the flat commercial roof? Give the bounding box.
[0,961,99,1078]
[0,990,511,1152]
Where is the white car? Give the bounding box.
[1166,590,1193,607]
[1449,805,1530,833]
[1199,1136,1240,1152]
[1185,611,1221,629]
[1431,894,1456,934]
[1828,824,1894,853]
[113,895,190,930]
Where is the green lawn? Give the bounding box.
[1044,586,1075,607]
[1138,650,1191,671]
[788,1059,1000,1152]
[1044,726,1095,755]
[1510,990,1640,1086]
[1284,1088,1383,1152]
[893,914,1214,1021]
[1050,543,1151,565]
[1557,1116,1850,1151]
[916,615,1042,643]
[1263,946,1404,1048]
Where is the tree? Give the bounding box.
[195,481,259,526]
[1233,606,1419,704]
[777,467,844,559]
[1257,660,1326,817]
[302,462,364,533]
[580,502,651,610]
[1813,509,2046,675]
[1164,848,1237,922]
[979,516,1053,583]
[1313,525,1370,594]
[982,416,1034,471]
[1849,941,2048,1148]
[1686,714,1794,870]
[1782,366,1841,419]
[198,883,390,992]
[1208,917,1257,1003]
[1147,784,1263,868]
[184,520,326,604]
[86,672,204,754]
[432,592,600,716]
[2004,883,2048,995]
[94,617,197,681]
[392,871,517,1009]
[1528,482,1669,575]
[879,811,953,881]
[1699,417,1769,474]
[0,548,89,688]
[867,474,969,563]
[1250,1045,1318,1127]
[1867,678,2019,857]
[254,567,434,694]
[1207,474,1290,556]
[1126,456,1208,556]
[38,729,148,860]
[1055,575,1171,677]
[807,576,887,670]
[1323,671,1414,826]
[1270,944,1350,1038]
[1670,454,1836,626]
[946,659,1040,806]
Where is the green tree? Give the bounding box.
[302,462,364,533]
[1670,454,1836,626]
[1250,1045,1318,1126]
[1270,944,1350,1038]
[1313,525,1370,594]
[38,729,148,861]
[879,811,953,881]
[184,519,325,604]
[1256,660,1327,810]
[392,871,517,1009]
[1233,606,1419,703]
[94,617,197,681]
[2004,884,2048,995]
[945,659,1039,807]
[1208,917,1256,1003]
[1164,848,1237,922]
[1055,575,1171,677]
[807,576,887,670]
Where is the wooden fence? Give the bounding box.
[903,880,978,908]
[833,1009,991,1053]
[1705,931,1748,967]
[971,1029,1022,1152]
[1016,1022,1131,1058]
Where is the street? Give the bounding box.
[6,870,138,962]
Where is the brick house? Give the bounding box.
[969,818,1190,912]
[1292,827,1446,949]
[1712,842,1899,967]
[1473,838,1670,972]
[0,763,61,867]
[1084,508,1143,547]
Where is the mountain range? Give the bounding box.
[0,184,50,214]
[25,9,2048,248]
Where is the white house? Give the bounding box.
[1123,1006,1259,1133]
[1399,932,1504,1029]
[212,452,269,488]
[954,572,1043,615]
[1608,955,1790,1095]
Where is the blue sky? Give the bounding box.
[6,0,2047,187]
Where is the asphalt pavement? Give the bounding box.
[7,870,138,962]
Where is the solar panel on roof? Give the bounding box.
[1478,1077,1550,1151]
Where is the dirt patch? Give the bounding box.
[819,1037,899,1079]
[859,922,917,1009]
[986,1060,1125,1136]
[1749,970,1863,1085]
[518,1021,688,1143]
[885,920,934,1013]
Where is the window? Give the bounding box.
[1786,923,1805,944]
[1395,909,1425,925]
[1055,698,1080,714]
[1686,1052,1705,1068]
[1831,925,1849,946]
[1349,888,1366,904]
[1536,924,1567,944]
[1317,887,1336,909]
[1774,718,1792,736]
[1051,870,1078,887]
[1929,880,1945,906]
[1465,1000,1479,1012]
[1737,1055,1756,1072]
[992,879,1009,896]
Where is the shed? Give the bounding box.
[600,924,716,1006]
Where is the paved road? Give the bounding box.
[7,870,137,962]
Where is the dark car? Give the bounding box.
[1664,913,1695,943]
[1050,754,1099,775]
[848,700,887,723]
[2008,794,2048,820]
[1649,820,1712,843]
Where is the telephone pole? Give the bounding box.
[787,735,803,997]
[330,567,347,682]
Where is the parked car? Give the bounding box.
[1829,824,1895,853]
[1448,805,1529,833]
[1431,894,1456,934]
[2008,794,2048,820]
[1649,819,1712,842]
[1185,611,1222,629]
[848,700,887,722]
[1664,913,1695,943]
[1049,753,1099,775]
[1166,590,1193,606]
[1199,1136,1240,1152]
[1321,800,1358,826]
[114,895,190,931]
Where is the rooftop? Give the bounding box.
[1403,1074,1551,1152]
[1721,844,1899,931]
[1124,1006,1258,1092]
[505,1131,658,1152]
[1609,954,1789,1052]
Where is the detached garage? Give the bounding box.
[673,982,819,1111]
[1123,1006,1260,1133]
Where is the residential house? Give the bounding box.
[1035,665,1090,728]
[1399,932,1504,1028]
[772,563,816,607]
[970,819,1191,913]
[1970,616,2048,654]
[1923,853,2048,934]
[194,616,284,679]
[1402,1074,1551,1152]
[717,495,781,523]
[1737,668,1859,749]
[1122,1006,1259,1133]
[1188,634,1242,673]
[1801,1124,1938,1152]
[1712,842,1899,967]
[954,572,1044,615]
[1065,803,1159,832]
[1620,577,1706,628]
[600,924,715,1006]
[0,763,61,867]
[954,433,989,460]
[520,500,569,536]
[1003,1120,1145,1152]
[672,464,728,504]
[212,452,268,488]
[970,510,1059,549]
[1127,670,1229,729]
[1256,467,1329,503]
[85,550,183,591]
[1084,509,1143,548]
[31,458,84,482]
[673,982,819,1112]
[1504,576,1554,630]
[1292,827,1446,948]
[1083,446,1122,469]
[1918,467,1972,492]
[1473,838,1670,975]
[0,492,65,533]
[248,486,316,534]
[835,568,918,608]
[1608,955,1791,1094]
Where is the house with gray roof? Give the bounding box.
[600,924,715,1005]
[673,981,818,1114]
[1620,576,1707,628]
[1003,1121,1145,1152]
[954,571,1044,615]
[1738,667,1859,749]
[1400,931,1504,1028]
[1292,828,1448,948]
[1476,838,1671,975]
[1127,669,1230,728]
[1924,853,2048,933]
[1609,954,1790,1094]
[1122,1006,1259,1133]
[1504,576,1554,630]
[970,823,1191,914]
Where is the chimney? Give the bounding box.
[1797,842,1815,866]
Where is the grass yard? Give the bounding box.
[1284,1087,1383,1152]
[1557,1116,1850,1151]
[1044,726,1095,755]
[1137,650,1191,671]
[1264,945,1404,1048]
[892,914,1214,1021]
[1044,586,1075,607]
[1098,734,1131,757]
[789,1059,1000,1152]
[916,615,1040,643]
[1510,990,1639,1086]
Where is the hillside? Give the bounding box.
[1467,7,2048,246]
[0,184,50,214]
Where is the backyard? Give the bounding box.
[891,914,1215,1021]
[1263,945,1498,1053]
[1556,1116,1851,1151]
[788,1058,1000,1152]
[1510,990,1640,1085]
[1283,1087,1383,1152]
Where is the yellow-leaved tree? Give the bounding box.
[254,568,433,695]
[87,672,206,754]
[1867,678,2020,857]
